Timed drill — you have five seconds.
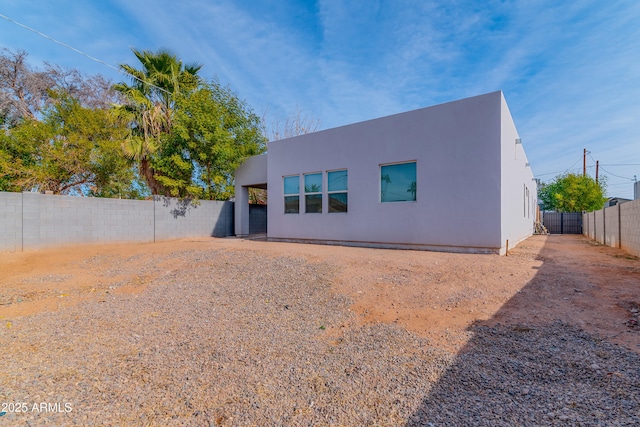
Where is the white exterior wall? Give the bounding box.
[499,94,536,252]
[266,91,507,253]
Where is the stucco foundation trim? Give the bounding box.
[266,237,502,255]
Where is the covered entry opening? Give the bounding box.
[248,185,267,236]
[234,153,268,238]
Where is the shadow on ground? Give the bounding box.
[407,235,640,426]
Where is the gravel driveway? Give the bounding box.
[1,246,639,426]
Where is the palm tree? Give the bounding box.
[406,181,416,200]
[113,48,202,195]
[381,173,391,200]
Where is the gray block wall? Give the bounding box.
[583,212,594,240]
[603,205,620,248]
[0,192,234,252]
[153,197,234,241]
[583,199,640,258]
[620,199,640,257]
[594,210,605,244]
[21,192,154,249]
[0,192,23,252]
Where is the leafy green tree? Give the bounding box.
[538,173,607,212]
[0,92,139,196]
[164,80,267,199]
[113,48,202,195]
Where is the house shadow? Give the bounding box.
[407,235,640,426]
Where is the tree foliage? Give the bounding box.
[0,48,120,128]
[113,48,203,195]
[538,173,607,212]
[0,91,141,197]
[115,48,266,200]
[1,47,267,201]
[163,80,266,199]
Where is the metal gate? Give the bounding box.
[249,204,267,235]
[542,212,582,234]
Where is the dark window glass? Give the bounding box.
[305,194,322,213]
[285,196,299,214]
[329,192,348,213]
[381,162,416,202]
[284,175,299,214]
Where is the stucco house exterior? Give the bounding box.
[234,91,536,254]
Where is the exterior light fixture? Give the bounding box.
[515,138,522,144]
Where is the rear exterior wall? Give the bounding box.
[266,91,505,253]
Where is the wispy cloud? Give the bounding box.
[1,0,638,197]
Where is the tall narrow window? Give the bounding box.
[380,161,416,202]
[284,175,299,214]
[328,170,348,213]
[304,173,322,213]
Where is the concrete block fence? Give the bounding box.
[583,199,640,257]
[0,192,234,252]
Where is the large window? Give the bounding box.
[284,175,299,213]
[328,170,348,213]
[380,161,416,202]
[304,173,322,213]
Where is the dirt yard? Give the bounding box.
[1,234,638,354]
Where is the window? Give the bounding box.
[284,175,299,214]
[304,173,322,213]
[380,161,416,202]
[328,170,348,213]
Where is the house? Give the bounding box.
[234,91,535,254]
[605,197,632,207]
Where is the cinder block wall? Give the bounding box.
[0,192,234,252]
[0,192,23,252]
[604,205,620,248]
[620,199,640,257]
[21,193,154,249]
[153,197,234,241]
[594,210,605,244]
[583,212,594,240]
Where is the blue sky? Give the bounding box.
[1,0,638,198]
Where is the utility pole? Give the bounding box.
[583,148,587,176]
[595,160,599,183]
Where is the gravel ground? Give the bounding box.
[1,249,639,426]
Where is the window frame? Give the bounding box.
[304,172,323,214]
[327,169,348,213]
[283,175,300,214]
[380,161,417,203]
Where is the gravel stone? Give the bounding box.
[1,249,638,426]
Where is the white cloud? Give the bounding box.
[2,0,638,197]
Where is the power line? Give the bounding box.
[0,12,122,73]
[599,166,634,181]
[0,11,171,95]
[607,182,634,187]
[563,156,583,175]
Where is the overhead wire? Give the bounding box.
[0,11,172,96]
[586,150,636,180]
[599,167,634,181]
